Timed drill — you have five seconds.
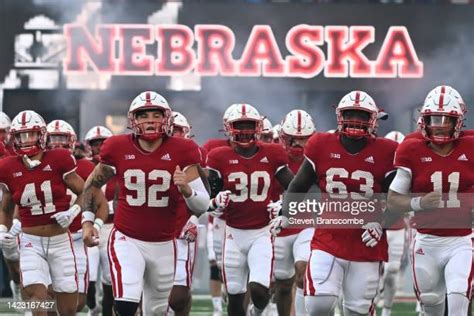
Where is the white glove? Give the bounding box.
[267,200,282,219]
[8,219,22,237]
[269,216,288,237]
[179,216,199,242]
[209,190,232,218]
[361,222,383,248]
[51,205,81,229]
[0,225,15,249]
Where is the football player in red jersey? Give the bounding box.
[202,103,239,153]
[168,111,209,316]
[260,118,274,144]
[379,131,407,316]
[281,91,398,315]
[0,111,86,315]
[405,85,474,141]
[82,91,209,316]
[0,111,15,155]
[84,124,117,315]
[207,103,294,316]
[46,119,109,313]
[270,110,315,316]
[387,92,473,316]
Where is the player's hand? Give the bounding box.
[267,200,282,219]
[420,191,442,210]
[269,216,288,237]
[82,222,99,247]
[179,216,199,242]
[50,205,81,228]
[209,190,231,218]
[0,226,15,249]
[174,165,192,197]
[361,222,383,247]
[8,219,22,237]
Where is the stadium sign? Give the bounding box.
[64,24,423,78]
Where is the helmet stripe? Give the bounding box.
[297,111,302,133]
[355,91,361,106]
[55,120,60,131]
[440,86,446,94]
[21,112,27,126]
[242,104,246,116]
[145,92,151,105]
[97,126,101,136]
[395,132,399,142]
[438,93,445,110]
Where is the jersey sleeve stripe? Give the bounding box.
[62,167,78,180]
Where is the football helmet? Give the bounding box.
[128,91,172,141]
[46,120,77,151]
[10,110,47,157]
[426,85,466,114]
[336,90,378,138]
[384,131,405,144]
[272,124,281,143]
[84,125,113,144]
[222,104,241,136]
[419,92,463,144]
[280,110,315,156]
[260,118,273,143]
[0,112,11,143]
[225,103,262,147]
[172,111,191,138]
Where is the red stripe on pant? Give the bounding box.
[67,232,79,289]
[83,242,89,293]
[467,239,474,298]
[304,252,316,296]
[185,242,191,287]
[221,226,228,293]
[269,235,275,283]
[411,239,422,304]
[107,229,117,297]
[109,228,123,298]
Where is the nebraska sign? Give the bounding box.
[64,24,423,78]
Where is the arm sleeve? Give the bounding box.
[389,168,412,194]
[99,137,116,168]
[206,149,222,178]
[184,177,211,215]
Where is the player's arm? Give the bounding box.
[174,164,210,215]
[275,166,294,190]
[387,168,440,213]
[207,169,223,198]
[0,186,14,227]
[381,170,403,227]
[64,171,85,209]
[82,163,116,220]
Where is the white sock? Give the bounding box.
[381,307,391,316]
[295,287,308,316]
[212,296,222,312]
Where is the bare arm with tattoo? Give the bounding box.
[83,163,116,216]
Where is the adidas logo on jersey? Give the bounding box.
[260,157,269,163]
[42,164,52,172]
[24,242,33,248]
[161,153,171,161]
[364,156,375,164]
[420,157,432,163]
[415,248,424,255]
[457,154,468,161]
[118,236,126,241]
[227,233,233,240]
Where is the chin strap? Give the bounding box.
[22,155,41,169]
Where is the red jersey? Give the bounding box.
[0,149,77,228]
[100,134,201,242]
[394,138,474,237]
[174,144,207,238]
[69,158,95,232]
[404,129,474,141]
[4,143,16,156]
[203,138,230,152]
[305,133,397,262]
[207,143,289,229]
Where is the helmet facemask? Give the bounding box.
[47,133,75,151]
[12,129,46,157]
[227,120,262,148]
[421,114,461,144]
[337,109,375,138]
[129,108,172,141]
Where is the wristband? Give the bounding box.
[81,211,95,224]
[93,218,104,231]
[410,196,423,212]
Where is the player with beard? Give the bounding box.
[0,111,86,315]
[82,91,209,316]
[388,92,473,316]
[279,91,397,315]
[269,109,315,316]
[207,103,294,316]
